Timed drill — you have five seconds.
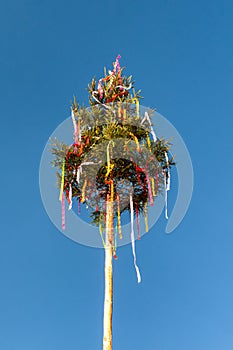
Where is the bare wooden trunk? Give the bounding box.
[103,194,114,350]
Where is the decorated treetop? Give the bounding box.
[51,55,175,263]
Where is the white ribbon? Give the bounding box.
[92,91,111,109]
[130,193,141,283]
[76,161,102,183]
[115,83,132,91]
[141,111,157,142]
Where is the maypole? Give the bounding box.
[103,188,114,350]
[50,55,175,350]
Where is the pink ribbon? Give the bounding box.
[146,172,154,206]
[61,192,65,230]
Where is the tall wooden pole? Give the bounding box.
[103,185,114,350]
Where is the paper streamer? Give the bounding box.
[61,192,65,230]
[164,172,168,219]
[141,111,157,142]
[146,172,154,206]
[164,152,170,219]
[81,179,87,203]
[147,132,151,150]
[115,83,132,91]
[71,109,78,144]
[68,183,72,210]
[129,132,140,151]
[98,80,103,99]
[59,160,65,201]
[144,203,149,233]
[132,97,140,118]
[105,140,115,178]
[164,152,171,191]
[114,54,121,73]
[92,91,111,109]
[151,177,156,197]
[130,193,141,283]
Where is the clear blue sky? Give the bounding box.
[0,0,232,349]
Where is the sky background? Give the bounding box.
[0,0,233,349]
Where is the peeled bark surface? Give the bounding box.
[103,197,114,350]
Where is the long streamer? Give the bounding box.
[130,193,141,283]
[61,192,65,230]
[141,111,157,142]
[114,54,121,73]
[164,152,170,219]
[132,97,140,118]
[81,179,87,203]
[151,177,156,197]
[59,160,65,201]
[146,172,154,206]
[68,183,72,210]
[117,194,122,239]
[164,172,168,219]
[144,202,149,233]
[71,109,78,144]
[129,132,140,151]
[106,140,115,178]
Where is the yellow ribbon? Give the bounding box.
[59,160,65,201]
[132,97,140,118]
[151,177,156,197]
[81,179,87,202]
[123,108,127,123]
[129,132,140,151]
[147,132,151,151]
[106,140,115,178]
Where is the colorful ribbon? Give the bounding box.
[61,192,65,230]
[144,202,149,233]
[132,97,140,118]
[68,183,73,210]
[129,132,140,151]
[146,171,154,206]
[59,160,65,201]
